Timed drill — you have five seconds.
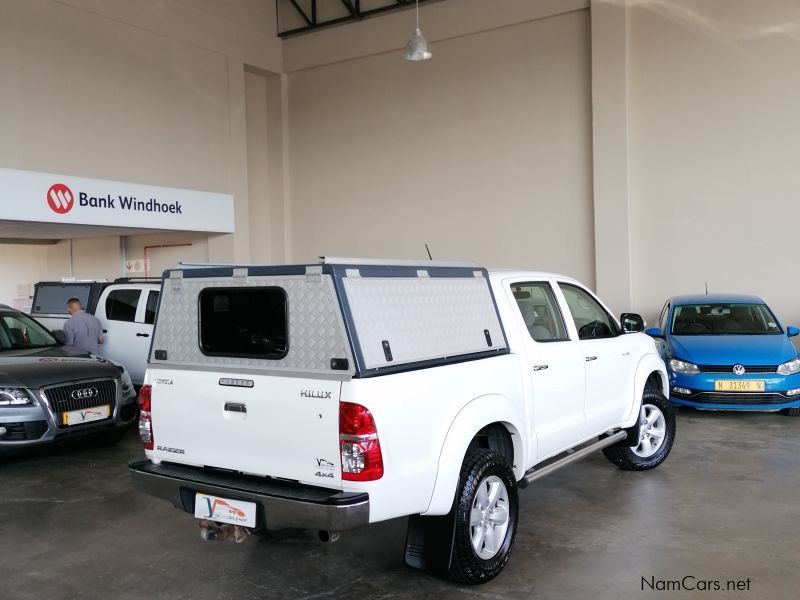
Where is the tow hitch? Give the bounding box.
[198,519,251,543]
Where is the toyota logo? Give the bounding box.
[71,387,99,400]
[732,364,746,376]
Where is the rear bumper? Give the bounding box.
[129,459,370,532]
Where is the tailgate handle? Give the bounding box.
[224,402,247,413]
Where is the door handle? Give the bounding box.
[102,329,108,334]
[585,356,598,362]
[532,364,549,372]
[136,333,150,338]
[224,402,247,413]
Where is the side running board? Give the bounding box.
[517,430,628,489]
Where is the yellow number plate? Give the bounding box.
[714,380,765,392]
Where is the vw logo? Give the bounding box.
[71,387,99,400]
[732,364,746,376]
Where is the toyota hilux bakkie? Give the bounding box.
[129,259,675,584]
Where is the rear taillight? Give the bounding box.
[339,402,383,481]
[138,384,153,450]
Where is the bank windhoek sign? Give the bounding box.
[1,167,234,233]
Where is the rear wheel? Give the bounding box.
[603,386,676,471]
[447,449,518,584]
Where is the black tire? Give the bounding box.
[783,407,800,417]
[447,449,519,585]
[603,385,675,471]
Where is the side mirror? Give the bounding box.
[788,326,800,338]
[621,313,645,333]
[51,330,67,344]
[645,327,663,338]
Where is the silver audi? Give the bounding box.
[0,304,137,454]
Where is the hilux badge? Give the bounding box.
[732,364,746,375]
[300,390,332,399]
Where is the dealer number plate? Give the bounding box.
[194,493,256,527]
[62,405,110,426]
[714,380,765,392]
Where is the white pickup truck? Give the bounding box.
[129,259,675,584]
[31,279,160,384]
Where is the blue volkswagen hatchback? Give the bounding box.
[646,294,800,415]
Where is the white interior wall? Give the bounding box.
[287,10,595,282]
[0,0,283,304]
[6,0,799,325]
[0,244,49,310]
[628,0,800,326]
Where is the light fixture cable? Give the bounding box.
[404,0,432,61]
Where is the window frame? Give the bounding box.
[197,286,290,360]
[558,282,621,340]
[657,301,669,333]
[510,281,571,343]
[105,288,142,323]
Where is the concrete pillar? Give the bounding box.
[590,0,632,314]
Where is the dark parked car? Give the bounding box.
[0,304,137,453]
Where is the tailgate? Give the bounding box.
[149,369,342,488]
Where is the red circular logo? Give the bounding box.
[46,183,74,214]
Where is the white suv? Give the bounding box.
[31,279,160,384]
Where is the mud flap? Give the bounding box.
[624,416,642,447]
[404,511,457,576]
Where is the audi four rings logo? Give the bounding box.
[70,387,99,400]
[732,364,746,375]
[47,183,74,214]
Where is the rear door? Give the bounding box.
[96,285,154,383]
[509,280,586,459]
[148,285,343,487]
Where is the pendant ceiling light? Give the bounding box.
[404,0,432,61]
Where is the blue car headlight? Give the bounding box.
[0,388,33,406]
[669,358,700,375]
[777,358,800,376]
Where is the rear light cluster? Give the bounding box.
[339,402,383,481]
[138,384,153,450]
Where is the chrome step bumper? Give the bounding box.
[129,459,370,531]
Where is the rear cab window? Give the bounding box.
[199,287,288,359]
[511,282,569,342]
[32,283,93,315]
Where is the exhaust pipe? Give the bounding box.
[318,530,340,543]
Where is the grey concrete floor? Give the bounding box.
[1,410,799,600]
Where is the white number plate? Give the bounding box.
[194,493,256,527]
[62,405,110,426]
